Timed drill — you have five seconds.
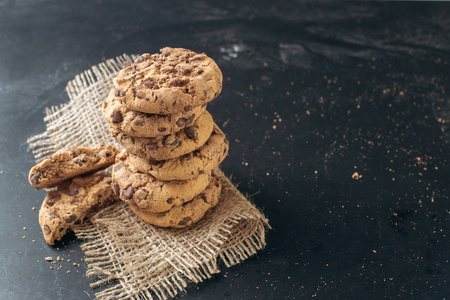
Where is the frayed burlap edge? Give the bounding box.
[27,54,270,300]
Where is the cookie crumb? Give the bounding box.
[22,236,26,239]
[45,257,53,262]
[32,207,36,210]
[57,256,61,261]
[352,172,362,180]
[23,227,27,230]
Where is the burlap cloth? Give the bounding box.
[27,54,270,300]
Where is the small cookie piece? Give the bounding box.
[130,170,221,228]
[114,47,223,115]
[110,110,214,161]
[38,174,119,245]
[111,162,211,212]
[118,124,229,180]
[29,144,119,189]
[102,89,206,137]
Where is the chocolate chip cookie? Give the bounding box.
[38,173,119,245]
[29,144,119,189]
[130,169,221,228]
[111,163,211,212]
[113,47,223,115]
[117,124,229,180]
[102,89,206,137]
[110,110,214,161]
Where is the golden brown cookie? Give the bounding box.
[113,47,222,115]
[130,170,221,228]
[29,144,119,189]
[111,163,211,212]
[117,124,229,180]
[38,173,119,245]
[102,89,206,137]
[110,110,214,161]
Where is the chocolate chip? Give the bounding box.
[122,186,134,199]
[111,181,120,196]
[75,160,85,166]
[167,197,174,204]
[115,90,126,97]
[198,170,204,175]
[178,217,192,226]
[112,109,123,123]
[135,55,147,64]
[146,143,159,151]
[67,187,79,196]
[185,126,198,140]
[48,210,59,219]
[134,119,143,126]
[204,208,214,218]
[192,54,206,61]
[144,80,154,89]
[184,105,192,112]
[135,86,144,98]
[176,118,186,127]
[161,48,171,57]
[123,61,132,68]
[164,135,180,148]
[197,69,204,75]
[65,215,77,223]
[59,227,64,232]
[43,225,51,234]
[169,78,188,87]
[46,195,61,207]
[185,114,196,126]
[181,67,192,75]
[114,163,125,172]
[30,172,41,185]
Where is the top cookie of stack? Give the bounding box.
[103,47,229,228]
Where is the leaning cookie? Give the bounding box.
[102,89,206,137]
[38,173,119,245]
[118,124,229,180]
[130,170,221,228]
[114,47,223,115]
[110,110,214,161]
[111,163,211,212]
[29,143,119,189]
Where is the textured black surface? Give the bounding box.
[1,1,449,299]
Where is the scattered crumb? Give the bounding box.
[45,257,53,262]
[57,256,61,261]
[352,172,363,180]
[22,236,26,239]
[32,207,36,211]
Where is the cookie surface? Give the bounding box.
[29,143,119,189]
[111,163,211,212]
[118,124,229,180]
[38,173,119,245]
[102,89,206,137]
[130,169,221,228]
[110,110,214,161]
[114,47,222,115]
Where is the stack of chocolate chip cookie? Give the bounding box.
[102,47,229,228]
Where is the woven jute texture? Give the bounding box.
[27,54,270,300]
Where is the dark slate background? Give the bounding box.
[0,1,449,299]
